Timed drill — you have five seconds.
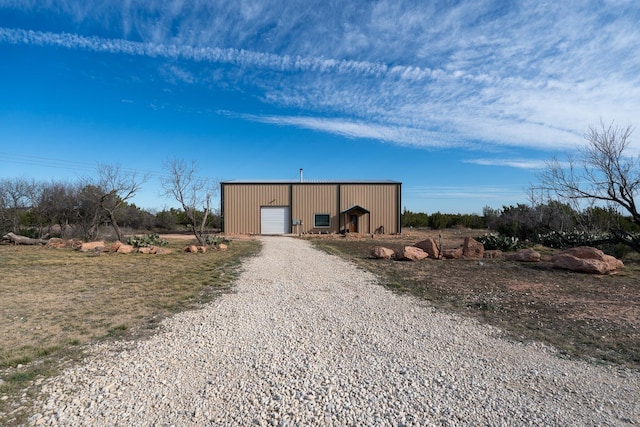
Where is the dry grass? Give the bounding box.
[309,229,640,370]
[0,237,260,426]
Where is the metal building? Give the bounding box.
[221,180,402,235]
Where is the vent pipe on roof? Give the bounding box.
[299,168,303,182]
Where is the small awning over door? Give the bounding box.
[342,205,370,215]
[260,206,290,234]
[342,205,370,233]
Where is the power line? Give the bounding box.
[0,152,168,180]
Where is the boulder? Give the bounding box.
[414,238,440,259]
[109,241,123,252]
[563,246,619,261]
[442,248,463,259]
[136,245,159,254]
[156,248,172,255]
[45,238,69,249]
[198,246,208,253]
[218,243,228,251]
[483,250,502,259]
[397,246,428,261]
[79,241,105,252]
[116,244,134,254]
[185,245,198,253]
[505,248,541,262]
[371,246,395,259]
[552,246,623,274]
[462,237,484,259]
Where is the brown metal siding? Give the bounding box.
[340,184,399,234]
[223,184,289,234]
[222,181,400,235]
[291,185,338,233]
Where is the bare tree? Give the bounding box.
[46,181,78,238]
[526,186,577,236]
[30,181,81,238]
[24,179,46,237]
[161,158,217,245]
[539,121,640,250]
[0,183,6,232]
[0,177,31,233]
[81,164,148,242]
[76,184,107,241]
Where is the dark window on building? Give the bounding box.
[314,214,331,227]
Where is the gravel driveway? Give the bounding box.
[31,237,639,426]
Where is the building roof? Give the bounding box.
[221,179,401,184]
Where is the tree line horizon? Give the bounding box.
[2,122,639,252]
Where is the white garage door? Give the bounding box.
[260,206,290,234]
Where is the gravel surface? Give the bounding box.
[30,237,639,426]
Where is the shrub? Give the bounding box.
[475,233,524,251]
[18,228,40,239]
[204,235,229,246]
[126,233,168,248]
[598,243,633,260]
[534,231,610,249]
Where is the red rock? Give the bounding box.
[218,243,228,251]
[462,237,484,259]
[563,246,617,261]
[116,244,134,254]
[414,238,440,259]
[371,246,395,259]
[44,238,65,249]
[397,246,428,261]
[552,246,623,274]
[442,248,463,259]
[79,241,105,252]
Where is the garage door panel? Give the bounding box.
[261,207,289,234]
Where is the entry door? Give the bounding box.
[349,214,358,233]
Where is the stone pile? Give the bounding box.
[370,237,624,275]
[371,236,487,261]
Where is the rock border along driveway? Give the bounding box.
[30,237,639,426]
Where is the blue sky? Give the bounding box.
[1,1,639,214]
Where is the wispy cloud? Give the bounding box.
[463,158,549,170]
[0,27,409,79]
[231,113,463,148]
[1,0,639,153]
[404,184,526,201]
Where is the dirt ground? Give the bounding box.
[308,228,640,369]
[0,237,262,426]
